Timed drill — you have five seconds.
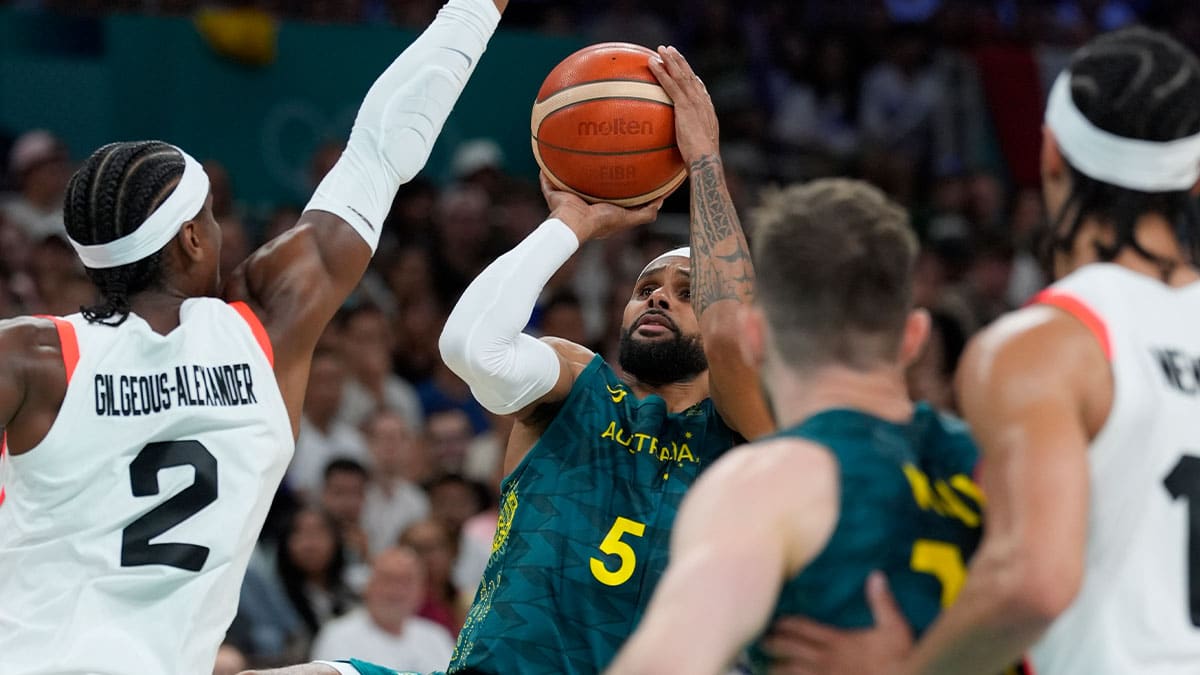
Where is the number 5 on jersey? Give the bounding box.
[591,516,646,586]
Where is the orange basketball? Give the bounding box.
[531,42,686,207]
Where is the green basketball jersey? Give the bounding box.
[450,355,740,674]
[749,404,983,672]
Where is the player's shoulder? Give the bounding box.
[540,336,596,370]
[701,437,837,494]
[0,315,65,360]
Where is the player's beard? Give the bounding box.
[618,326,708,387]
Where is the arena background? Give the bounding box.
[0,0,1195,670]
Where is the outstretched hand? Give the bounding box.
[648,45,719,165]
[541,173,664,243]
[761,572,914,675]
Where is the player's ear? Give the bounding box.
[898,308,931,368]
[738,304,767,369]
[178,219,206,265]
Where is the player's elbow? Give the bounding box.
[438,316,474,379]
[991,550,1083,628]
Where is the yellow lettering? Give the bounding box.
[935,480,980,528]
[648,436,658,456]
[676,443,696,465]
[615,428,633,447]
[903,464,939,513]
[659,442,674,461]
[601,421,617,441]
[633,433,651,453]
[951,474,986,506]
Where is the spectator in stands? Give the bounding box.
[424,407,474,476]
[859,26,944,203]
[336,303,424,432]
[430,184,493,307]
[1,130,70,240]
[321,459,373,572]
[289,347,369,499]
[398,519,463,635]
[27,234,92,316]
[451,138,506,200]
[362,409,431,557]
[537,289,589,345]
[310,547,455,670]
[276,507,357,649]
[391,294,446,383]
[425,473,489,539]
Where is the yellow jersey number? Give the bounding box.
[912,539,1030,675]
[590,516,646,586]
[910,538,966,607]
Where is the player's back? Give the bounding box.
[1027,263,1200,674]
[0,298,293,675]
[748,403,982,671]
[450,355,739,674]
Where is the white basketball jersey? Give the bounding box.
[0,298,294,675]
[1029,264,1200,674]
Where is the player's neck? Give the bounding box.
[1075,214,1200,286]
[627,372,709,414]
[769,365,912,430]
[127,289,190,334]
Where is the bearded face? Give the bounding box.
[618,256,707,386]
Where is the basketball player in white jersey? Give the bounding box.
[764,26,1200,675]
[0,1,506,673]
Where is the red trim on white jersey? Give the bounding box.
[1030,289,1113,360]
[228,302,274,367]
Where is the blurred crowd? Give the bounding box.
[3,0,1199,671]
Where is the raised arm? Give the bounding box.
[438,176,663,468]
[649,47,773,440]
[224,0,505,409]
[606,440,839,675]
[893,306,1096,675]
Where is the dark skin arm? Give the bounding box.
[0,318,70,455]
[222,212,370,435]
[222,0,510,436]
[649,46,773,440]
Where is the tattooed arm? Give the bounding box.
[650,47,774,439]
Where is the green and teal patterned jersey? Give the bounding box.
[450,355,740,674]
[749,403,983,672]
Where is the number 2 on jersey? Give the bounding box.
[1164,454,1200,628]
[591,516,646,586]
[121,440,217,572]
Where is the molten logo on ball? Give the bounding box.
[578,119,653,136]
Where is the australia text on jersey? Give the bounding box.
[93,363,258,417]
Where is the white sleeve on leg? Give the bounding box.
[304,0,500,252]
[439,218,582,415]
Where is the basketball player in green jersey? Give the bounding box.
[606,178,985,675]
[433,45,772,674]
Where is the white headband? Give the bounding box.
[640,246,690,277]
[1045,71,1200,192]
[69,147,211,269]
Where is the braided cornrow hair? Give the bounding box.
[1048,27,1200,280]
[63,141,184,325]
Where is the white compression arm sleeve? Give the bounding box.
[304,0,500,251]
[439,218,581,415]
